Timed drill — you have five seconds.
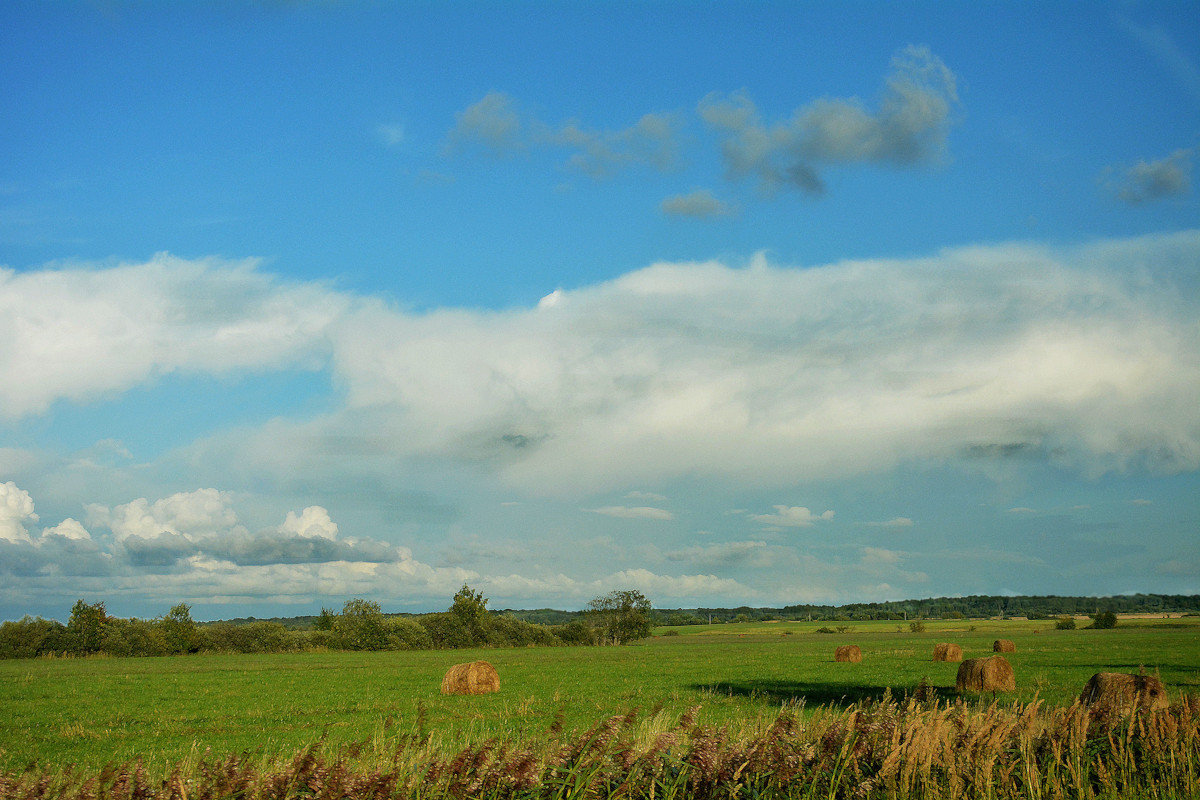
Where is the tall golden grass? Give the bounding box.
[2,694,1197,799]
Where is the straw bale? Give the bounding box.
[441,660,500,695]
[932,643,962,662]
[993,639,1016,653]
[1079,672,1168,711]
[956,656,1015,692]
[835,644,862,663]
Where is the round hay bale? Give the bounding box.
[932,643,963,662]
[1079,673,1168,711]
[993,639,1016,653]
[956,656,1015,692]
[441,660,500,695]
[835,644,862,663]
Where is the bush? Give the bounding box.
[487,614,558,647]
[101,618,168,657]
[1090,611,1118,629]
[334,599,390,650]
[909,620,926,633]
[416,612,475,649]
[0,616,70,659]
[554,619,597,646]
[200,621,302,654]
[386,617,434,650]
[1055,616,1076,630]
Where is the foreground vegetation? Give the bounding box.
[3,694,1199,800]
[1,618,1198,797]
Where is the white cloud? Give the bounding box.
[140,229,1200,500]
[750,506,835,528]
[0,481,38,543]
[9,230,1200,514]
[585,506,674,520]
[0,253,346,419]
[41,518,91,541]
[280,506,339,540]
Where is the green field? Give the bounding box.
[2,617,1198,776]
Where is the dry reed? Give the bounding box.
[3,695,1199,799]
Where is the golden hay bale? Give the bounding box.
[956,656,1016,692]
[440,660,500,695]
[932,643,963,662]
[835,645,862,663]
[993,639,1016,653]
[1079,673,1168,711]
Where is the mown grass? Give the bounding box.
[1,618,1197,779]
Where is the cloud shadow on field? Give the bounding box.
[692,680,941,708]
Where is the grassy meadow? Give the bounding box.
[2,616,1198,778]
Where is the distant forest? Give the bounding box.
[242,593,1200,629]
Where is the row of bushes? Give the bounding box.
[0,588,650,659]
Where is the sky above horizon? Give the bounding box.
[1,1,1198,623]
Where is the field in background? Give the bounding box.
[2,617,1197,775]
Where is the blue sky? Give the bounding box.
[1,1,1198,622]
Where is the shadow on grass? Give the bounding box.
[691,680,949,708]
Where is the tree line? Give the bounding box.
[645,593,1200,625]
[0,587,653,660]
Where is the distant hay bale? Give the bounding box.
[1080,673,1168,712]
[441,660,500,695]
[956,656,1016,692]
[993,639,1016,653]
[932,643,963,662]
[835,645,862,663]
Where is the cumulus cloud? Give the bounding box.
[699,45,958,195]
[83,488,405,570]
[661,189,734,218]
[0,481,38,543]
[585,506,674,520]
[0,253,346,419]
[1105,148,1194,205]
[750,506,835,528]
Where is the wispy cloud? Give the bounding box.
[445,91,681,177]
[585,506,674,520]
[661,189,734,218]
[750,506,835,528]
[865,517,915,528]
[698,45,958,195]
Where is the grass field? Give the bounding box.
[2,617,1198,777]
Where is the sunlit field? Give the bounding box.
[2,617,1197,777]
